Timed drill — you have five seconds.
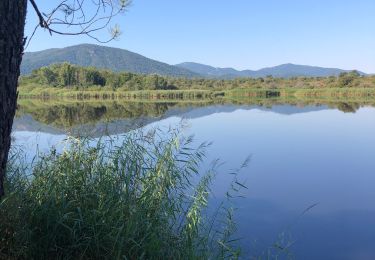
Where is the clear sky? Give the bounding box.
[25,0,375,73]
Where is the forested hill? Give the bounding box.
[21,44,366,79]
[21,44,198,78]
[176,62,365,78]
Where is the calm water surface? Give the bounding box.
[12,101,375,259]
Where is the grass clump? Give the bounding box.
[1,129,244,259]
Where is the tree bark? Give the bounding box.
[0,0,28,197]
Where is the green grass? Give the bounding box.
[226,87,375,99]
[1,129,247,259]
[18,82,375,102]
[18,84,220,100]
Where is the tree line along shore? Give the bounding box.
[18,63,375,99]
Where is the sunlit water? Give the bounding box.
[12,102,375,259]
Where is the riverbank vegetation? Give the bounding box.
[1,129,246,259]
[19,63,375,99]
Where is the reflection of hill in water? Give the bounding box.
[14,99,373,136]
[13,114,64,135]
[177,105,328,120]
[14,101,203,136]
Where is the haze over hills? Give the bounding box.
[21,44,365,78]
[176,62,364,78]
[21,44,198,78]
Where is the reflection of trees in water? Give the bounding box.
[335,102,360,113]
[45,105,108,127]
[16,98,374,129]
[16,101,186,128]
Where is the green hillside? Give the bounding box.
[21,44,198,78]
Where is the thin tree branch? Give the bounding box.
[27,0,129,45]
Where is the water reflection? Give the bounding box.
[15,98,375,135]
[12,98,375,259]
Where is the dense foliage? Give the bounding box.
[21,63,375,92]
[22,63,176,90]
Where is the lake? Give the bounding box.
[12,99,375,259]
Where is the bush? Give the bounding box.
[1,129,245,259]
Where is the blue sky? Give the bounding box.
[25,0,375,73]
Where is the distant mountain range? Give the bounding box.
[21,44,365,78]
[176,62,364,78]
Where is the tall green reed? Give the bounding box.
[1,128,247,259]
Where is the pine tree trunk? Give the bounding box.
[0,0,28,197]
